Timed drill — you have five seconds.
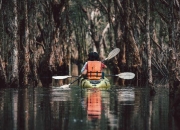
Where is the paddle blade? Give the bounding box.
[59,84,71,89]
[117,72,135,79]
[51,86,71,90]
[52,76,72,79]
[105,48,120,60]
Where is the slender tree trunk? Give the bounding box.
[23,0,30,86]
[0,56,7,86]
[0,0,2,10]
[31,0,39,86]
[168,0,180,96]
[146,0,152,84]
[10,0,19,87]
[89,8,108,57]
[32,2,39,86]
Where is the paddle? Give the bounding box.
[59,72,135,89]
[52,75,72,79]
[52,48,120,80]
[59,75,82,89]
[55,48,120,89]
[106,72,135,79]
[103,48,120,62]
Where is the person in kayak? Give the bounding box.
[81,52,107,79]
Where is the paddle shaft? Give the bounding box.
[69,75,82,85]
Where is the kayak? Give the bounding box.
[80,77,111,90]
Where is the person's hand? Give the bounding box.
[104,65,107,68]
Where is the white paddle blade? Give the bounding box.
[117,72,135,79]
[106,48,120,60]
[51,86,71,90]
[52,76,72,79]
[60,84,71,89]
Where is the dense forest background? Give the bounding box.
[0,0,179,93]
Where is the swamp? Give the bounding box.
[0,0,180,129]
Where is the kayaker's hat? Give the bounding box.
[88,52,100,61]
[93,52,100,61]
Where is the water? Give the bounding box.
[0,83,179,130]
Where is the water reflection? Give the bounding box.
[0,85,179,130]
[117,87,135,105]
[86,89,102,120]
[84,89,102,129]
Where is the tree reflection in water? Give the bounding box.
[0,80,179,130]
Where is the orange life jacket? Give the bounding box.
[87,61,102,80]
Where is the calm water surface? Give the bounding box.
[0,82,179,130]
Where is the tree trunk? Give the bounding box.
[146,0,152,84]
[89,8,108,57]
[168,0,180,96]
[30,0,39,86]
[22,0,30,86]
[0,0,2,10]
[10,0,19,87]
[0,56,7,86]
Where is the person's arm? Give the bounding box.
[81,62,87,73]
[81,62,88,75]
[101,63,107,69]
[82,69,87,75]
